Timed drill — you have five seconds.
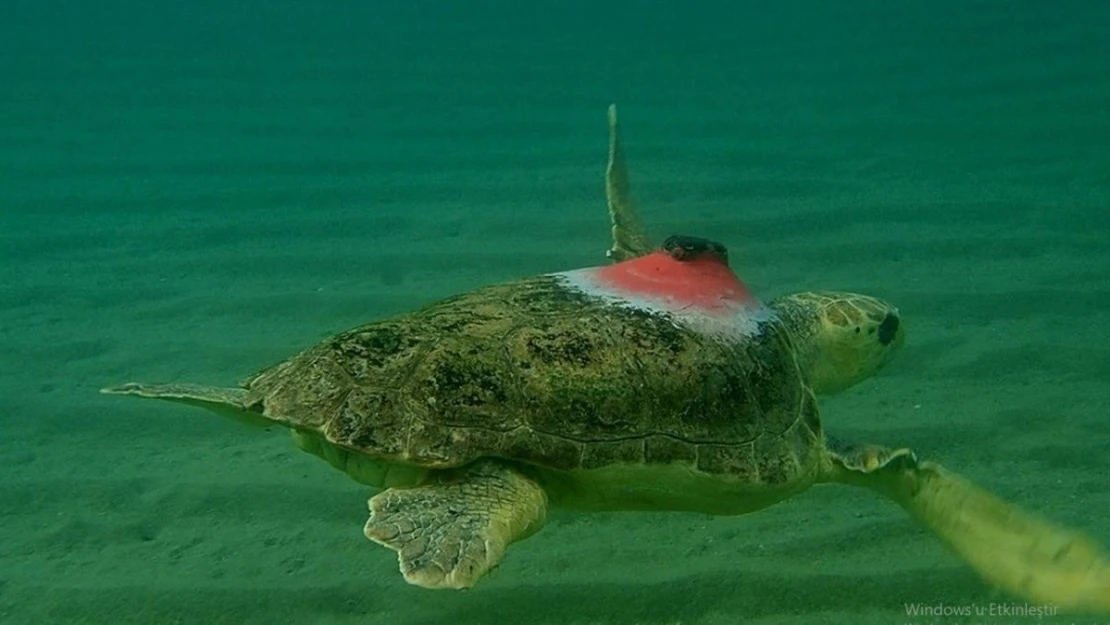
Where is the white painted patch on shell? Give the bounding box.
[552,269,777,342]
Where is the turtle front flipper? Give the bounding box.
[823,437,1110,612]
[364,460,548,589]
[605,104,654,262]
[101,382,270,428]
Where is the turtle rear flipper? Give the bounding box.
[825,438,1110,612]
[101,382,271,428]
[605,104,654,262]
[364,460,548,589]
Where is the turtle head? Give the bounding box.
[769,291,905,395]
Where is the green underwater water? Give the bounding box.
[1,1,1108,623]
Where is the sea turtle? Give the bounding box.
[102,105,1110,611]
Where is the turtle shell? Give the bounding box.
[241,247,824,486]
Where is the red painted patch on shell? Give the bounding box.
[590,251,755,312]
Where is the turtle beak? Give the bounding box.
[877,312,901,346]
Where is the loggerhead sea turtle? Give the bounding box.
[102,106,1110,611]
